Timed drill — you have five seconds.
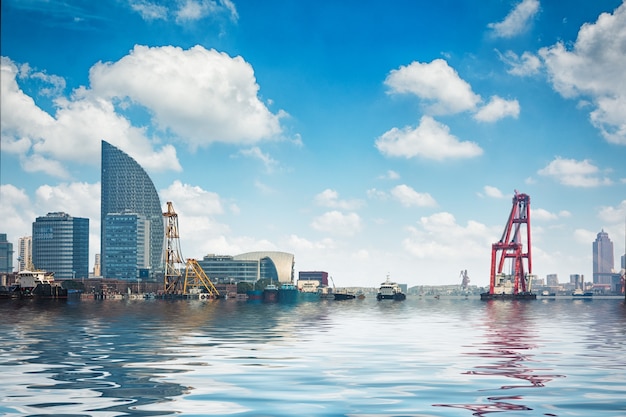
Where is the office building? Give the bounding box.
[101,140,163,280]
[198,251,295,284]
[32,212,89,279]
[93,254,101,277]
[18,236,32,271]
[546,274,558,287]
[0,233,14,273]
[103,212,150,280]
[298,271,329,288]
[592,230,614,284]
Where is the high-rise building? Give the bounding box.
[546,274,559,287]
[93,254,101,277]
[32,212,89,279]
[0,233,14,273]
[17,236,32,271]
[101,140,163,280]
[593,230,614,284]
[103,212,150,280]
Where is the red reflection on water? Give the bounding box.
[433,301,564,416]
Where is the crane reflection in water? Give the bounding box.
[433,300,564,416]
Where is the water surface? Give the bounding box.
[1,297,625,416]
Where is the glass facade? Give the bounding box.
[101,140,163,280]
[32,212,89,279]
[0,233,14,273]
[104,212,149,280]
[198,255,259,284]
[592,230,614,284]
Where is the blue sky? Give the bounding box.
[1,0,625,288]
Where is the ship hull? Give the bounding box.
[480,292,536,300]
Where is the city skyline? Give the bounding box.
[1,1,626,287]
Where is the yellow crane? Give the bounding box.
[162,201,220,298]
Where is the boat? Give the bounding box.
[263,284,278,303]
[0,270,68,299]
[278,283,299,303]
[298,281,321,302]
[333,291,356,301]
[541,290,556,297]
[376,275,406,301]
[572,288,593,297]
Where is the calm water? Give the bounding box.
[1,296,625,417]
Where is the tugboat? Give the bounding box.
[263,283,278,303]
[376,275,406,301]
[0,270,68,299]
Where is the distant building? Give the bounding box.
[0,233,14,273]
[546,274,559,286]
[298,271,329,287]
[32,212,89,279]
[93,254,101,277]
[103,212,150,280]
[18,236,32,271]
[101,140,163,280]
[198,251,295,284]
[570,274,584,290]
[593,230,614,284]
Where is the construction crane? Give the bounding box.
[163,201,185,294]
[162,201,220,298]
[460,270,470,289]
[482,191,536,300]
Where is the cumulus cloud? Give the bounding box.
[390,185,437,208]
[403,212,495,259]
[474,96,520,122]
[538,157,612,187]
[375,115,483,160]
[539,2,626,144]
[482,185,506,199]
[90,45,284,147]
[497,50,542,76]
[598,200,626,223]
[488,0,540,38]
[385,59,481,115]
[129,0,168,21]
[311,211,362,236]
[237,147,279,173]
[1,55,181,176]
[314,189,364,210]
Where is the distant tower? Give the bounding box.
[0,233,14,273]
[18,236,32,271]
[546,274,558,287]
[101,140,163,280]
[593,230,614,284]
[93,254,101,277]
[32,212,89,279]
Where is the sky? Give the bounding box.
[1,0,626,289]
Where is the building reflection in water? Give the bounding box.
[433,300,563,416]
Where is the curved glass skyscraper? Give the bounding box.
[101,141,163,279]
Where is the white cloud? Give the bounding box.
[488,0,540,38]
[375,115,483,160]
[378,170,400,180]
[539,2,626,144]
[311,211,362,236]
[160,180,224,216]
[403,212,495,260]
[574,228,597,245]
[498,50,542,76]
[1,55,181,176]
[532,208,558,221]
[598,200,626,223]
[385,59,481,115]
[90,45,284,148]
[237,147,279,173]
[129,1,168,21]
[538,157,612,187]
[366,188,388,200]
[314,189,364,210]
[474,96,520,122]
[390,185,437,208]
[482,185,505,199]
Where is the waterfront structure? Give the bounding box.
[198,251,294,284]
[32,212,89,280]
[546,274,558,287]
[101,140,163,280]
[17,236,32,271]
[0,233,14,273]
[298,271,329,288]
[103,212,150,280]
[592,230,614,285]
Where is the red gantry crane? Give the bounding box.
[481,191,536,300]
